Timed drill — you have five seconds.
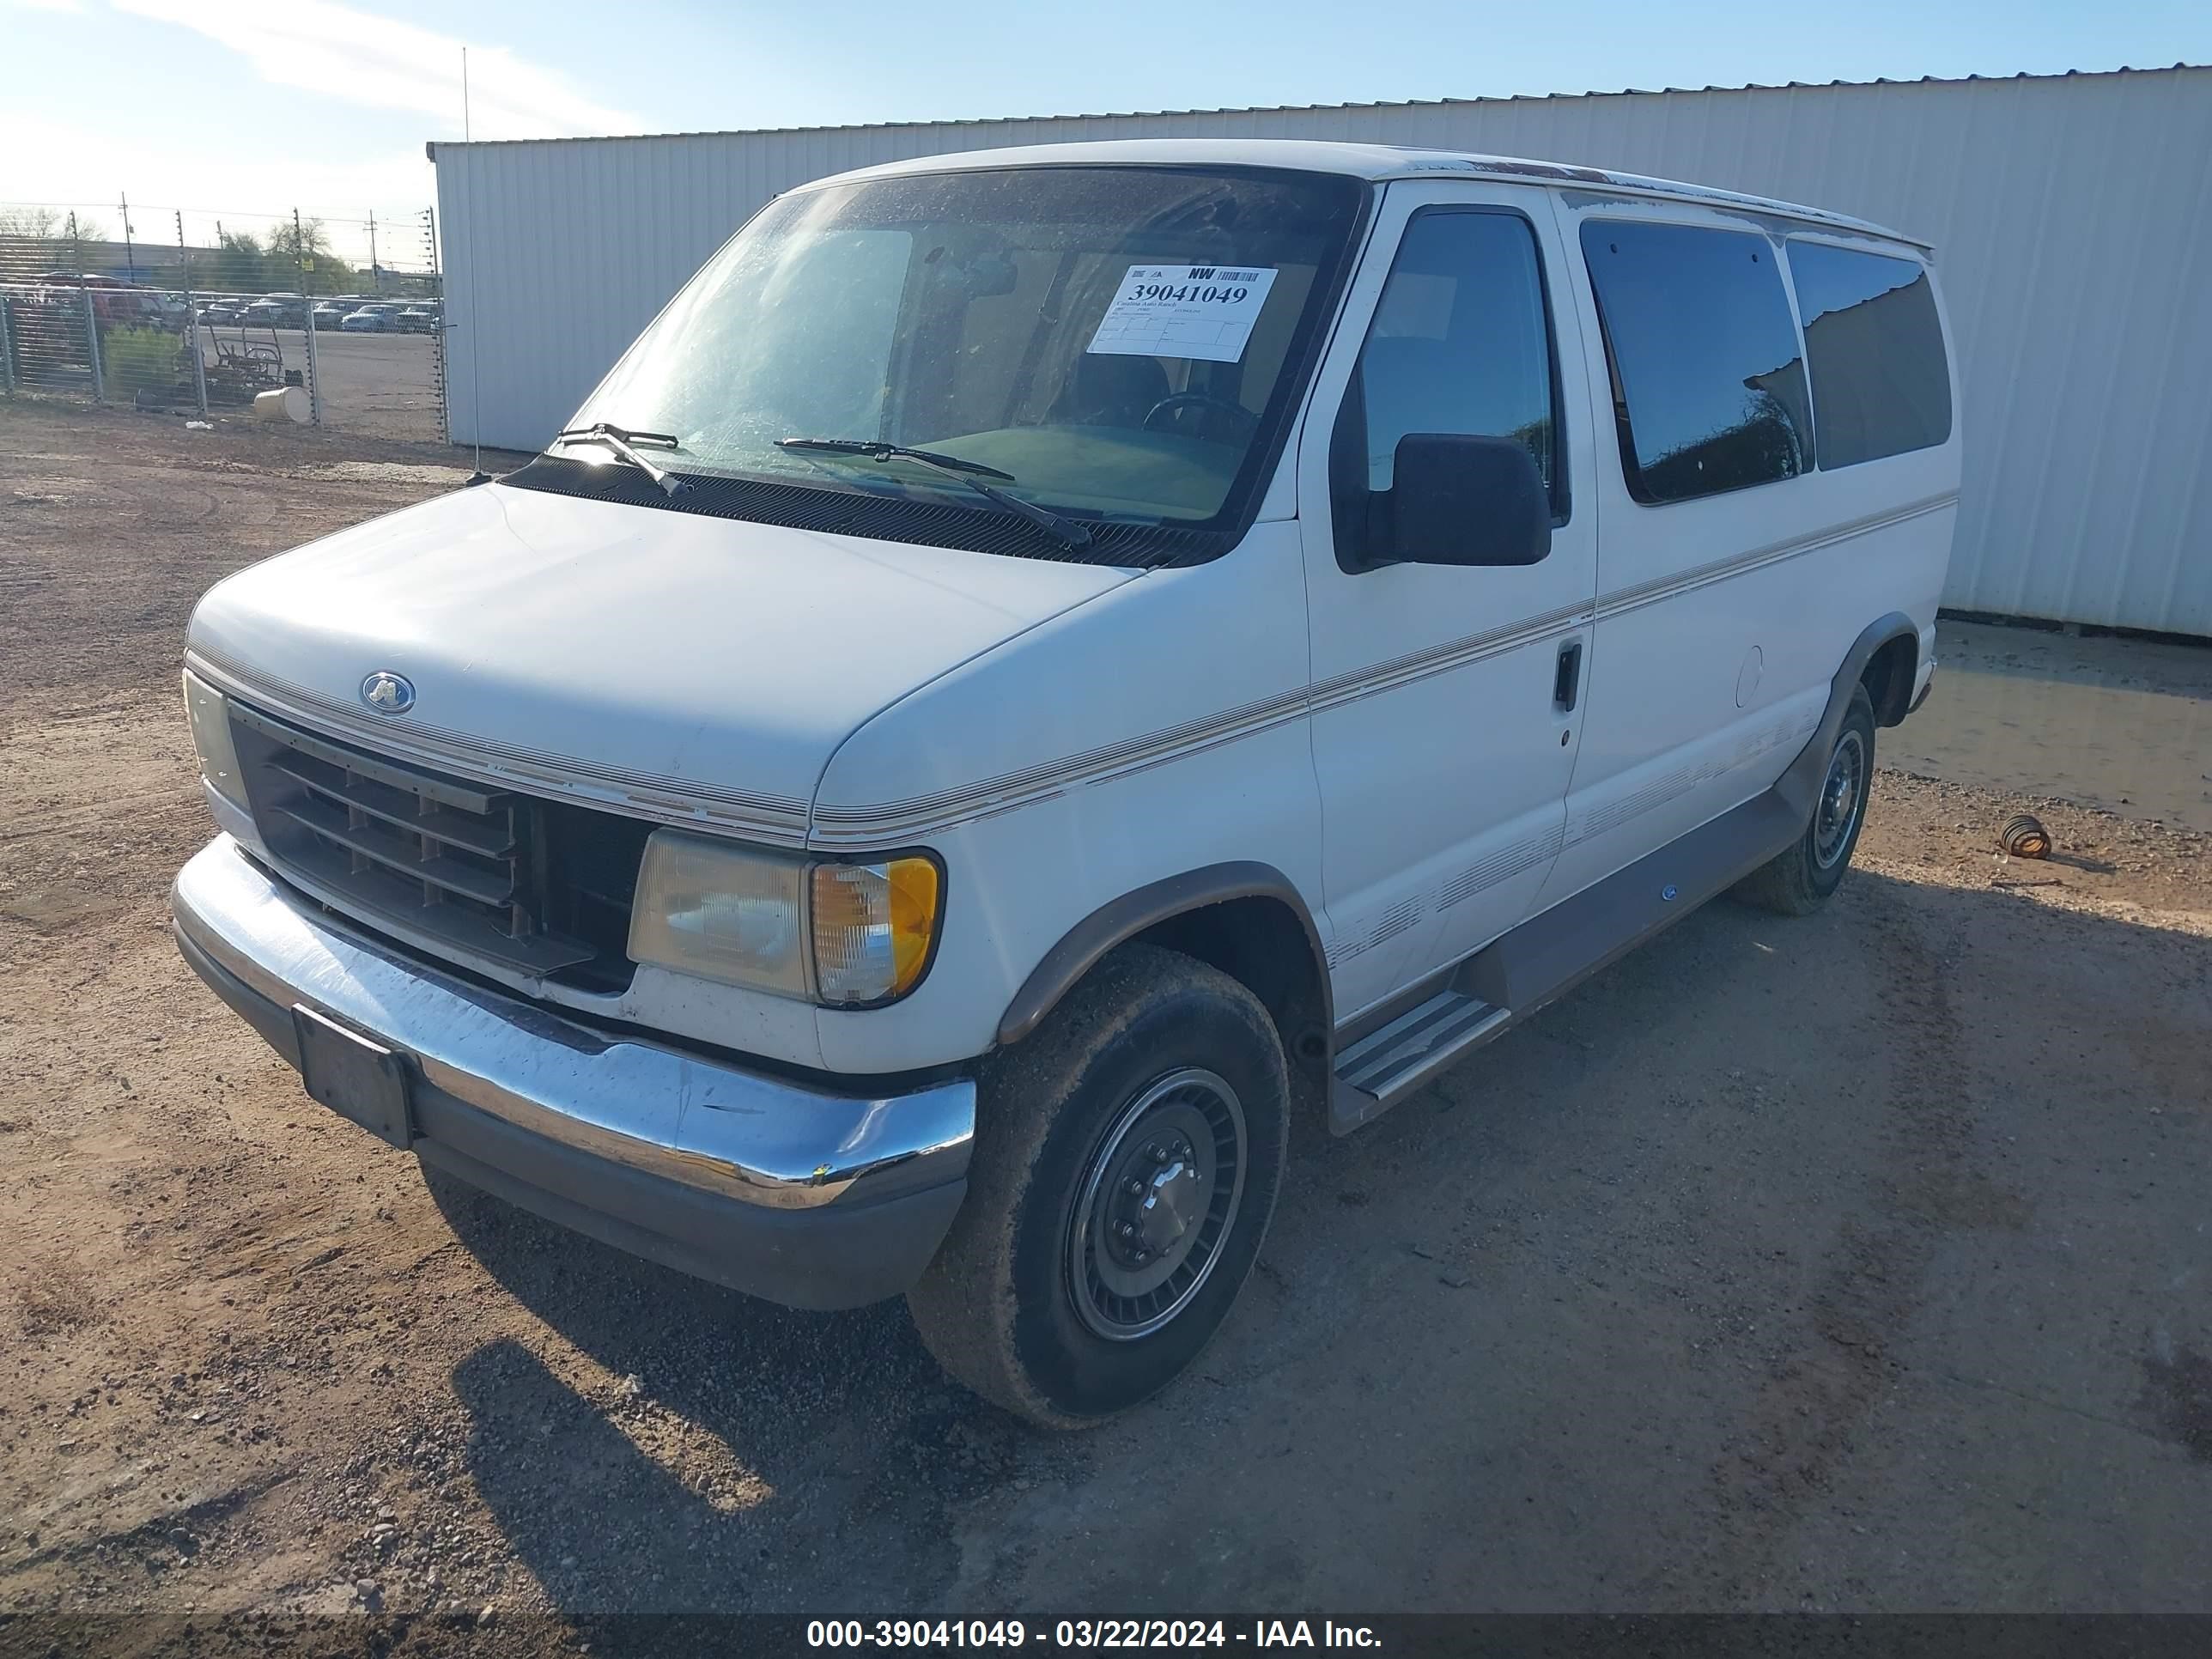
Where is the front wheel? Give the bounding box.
[1735,683,1876,915]
[906,943,1289,1428]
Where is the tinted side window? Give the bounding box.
[1580,220,1812,504]
[1332,210,1561,565]
[1788,241,1952,468]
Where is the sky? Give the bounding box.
[2,0,2205,264]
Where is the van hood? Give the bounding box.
[185,480,1132,843]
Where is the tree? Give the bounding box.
[0,207,110,279]
[210,229,268,295]
[0,206,106,256]
[264,216,353,295]
[0,206,63,240]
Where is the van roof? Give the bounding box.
[805,137,1929,250]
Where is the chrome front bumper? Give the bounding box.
[172,836,975,1310]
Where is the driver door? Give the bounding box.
[1297,180,1601,1021]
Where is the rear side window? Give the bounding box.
[1788,241,1952,468]
[1580,220,1812,504]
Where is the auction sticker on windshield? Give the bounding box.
[1087,264,1279,363]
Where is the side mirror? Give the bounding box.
[1373,433,1552,569]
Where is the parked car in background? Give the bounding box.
[29,272,167,325]
[309,301,349,326]
[242,297,307,329]
[396,305,441,334]
[198,301,242,325]
[173,139,1959,1428]
[339,303,399,332]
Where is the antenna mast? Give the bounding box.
[462,45,488,483]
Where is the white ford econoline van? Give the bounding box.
[173,140,1956,1425]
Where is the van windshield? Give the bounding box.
[563,166,1365,535]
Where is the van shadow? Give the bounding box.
[428,1172,1080,1627]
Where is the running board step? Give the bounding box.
[1330,990,1511,1131]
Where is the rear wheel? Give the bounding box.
[907,943,1289,1428]
[1735,683,1876,915]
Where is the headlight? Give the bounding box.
[181,670,247,810]
[629,830,943,1006]
[629,833,811,998]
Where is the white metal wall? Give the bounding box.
[434,66,2212,635]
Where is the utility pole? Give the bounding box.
[120,191,135,284]
[368,210,379,297]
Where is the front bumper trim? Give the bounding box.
[173,836,975,1309]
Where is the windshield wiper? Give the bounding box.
[552,422,690,496]
[778,437,1091,552]
[777,437,1015,481]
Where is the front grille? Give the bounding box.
[228,702,652,991]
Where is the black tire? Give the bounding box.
[906,942,1290,1428]
[1735,683,1877,915]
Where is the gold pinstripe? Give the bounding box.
[811,491,1954,844]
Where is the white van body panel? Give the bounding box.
[811,523,1322,1073]
[186,478,1130,844]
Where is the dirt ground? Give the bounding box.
[3,401,2209,1644]
[1893,617,2212,833]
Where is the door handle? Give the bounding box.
[1553,638,1583,713]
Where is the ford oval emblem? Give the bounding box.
[360,671,415,714]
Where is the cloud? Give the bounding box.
[0,108,434,222]
[7,0,87,11]
[109,0,643,140]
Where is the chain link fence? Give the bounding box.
[1,199,446,442]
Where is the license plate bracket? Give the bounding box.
[292,1004,414,1149]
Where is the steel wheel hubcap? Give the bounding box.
[1814,729,1867,869]
[1068,1068,1247,1341]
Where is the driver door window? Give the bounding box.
[1331,209,1565,569]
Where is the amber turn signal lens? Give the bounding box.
[811,856,941,1004]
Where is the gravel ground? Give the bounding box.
[3,402,2208,1645]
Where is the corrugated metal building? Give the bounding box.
[430,65,2212,635]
